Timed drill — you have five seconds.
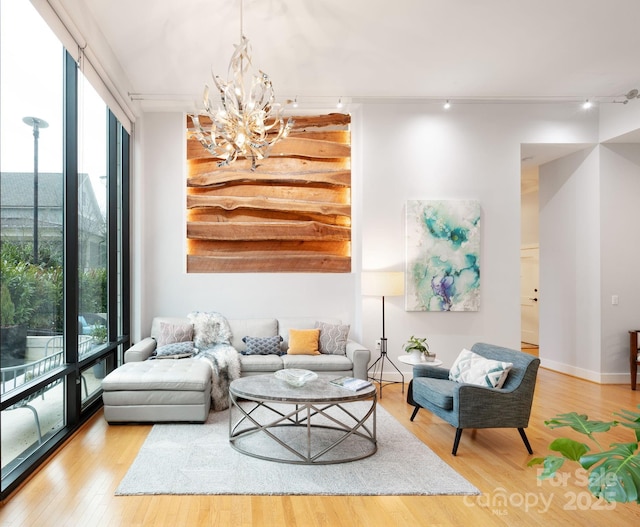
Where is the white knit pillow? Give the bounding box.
[449,348,513,389]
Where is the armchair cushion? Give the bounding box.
[449,348,512,388]
[413,377,455,410]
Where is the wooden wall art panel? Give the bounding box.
[186,113,351,273]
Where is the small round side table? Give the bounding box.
[398,355,443,367]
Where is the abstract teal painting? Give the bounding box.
[405,200,480,311]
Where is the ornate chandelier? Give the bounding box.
[191,1,292,170]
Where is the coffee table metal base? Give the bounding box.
[229,396,377,465]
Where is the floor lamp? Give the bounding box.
[362,271,405,398]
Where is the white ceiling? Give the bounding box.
[72,0,640,111]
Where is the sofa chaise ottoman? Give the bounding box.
[102,359,211,423]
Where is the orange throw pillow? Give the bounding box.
[287,328,321,355]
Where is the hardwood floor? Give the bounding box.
[1,367,639,526]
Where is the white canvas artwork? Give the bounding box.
[405,200,480,312]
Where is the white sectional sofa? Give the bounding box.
[124,316,371,380]
[102,316,370,423]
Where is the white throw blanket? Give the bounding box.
[194,344,241,411]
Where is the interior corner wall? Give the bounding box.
[359,103,598,370]
[133,112,358,340]
[538,148,602,380]
[599,143,640,381]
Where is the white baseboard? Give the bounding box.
[540,358,630,385]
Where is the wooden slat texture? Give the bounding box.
[187,240,350,256]
[187,254,351,273]
[187,169,351,188]
[186,112,351,131]
[186,113,351,273]
[187,136,351,161]
[187,211,351,228]
[187,221,351,241]
[190,185,349,202]
[187,195,351,217]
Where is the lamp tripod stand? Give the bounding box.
[367,295,404,399]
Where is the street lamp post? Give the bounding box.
[22,116,48,264]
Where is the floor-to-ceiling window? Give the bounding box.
[0,1,130,499]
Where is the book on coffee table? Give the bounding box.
[330,376,372,391]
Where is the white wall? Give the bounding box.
[358,103,597,372]
[539,149,602,380]
[599,144,640,379]
[521,167,539,247]
[538,143,640,382]
[135,103,640,382]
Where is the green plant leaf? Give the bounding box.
[545,412,616,437]
[531,455,566,479]
[532,406,640,504]
[527,457,545,467]
[614,406,640,442]
[549,437,590,461]
[581,444,640,503]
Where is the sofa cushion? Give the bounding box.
[282,354,352,371]
[449,348,513,388]
[315,321,350,355]
[157,321,193,347]
[102,360,211,392]
[187,311,233,350]
[241,335,284,356]
[413,377,456,410]
[287,328,320,355]
[228,318,278,352]
[239,354,284,373]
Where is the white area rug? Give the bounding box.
[115,403,480,496]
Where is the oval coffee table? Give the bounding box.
[229,374,377,465]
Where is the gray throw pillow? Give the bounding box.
[315,321,350,355]
[155,341,196,357]
[241,335,284,356]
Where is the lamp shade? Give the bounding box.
[361,271,405,297]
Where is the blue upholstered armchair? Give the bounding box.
[408,342,540,455]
